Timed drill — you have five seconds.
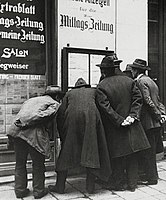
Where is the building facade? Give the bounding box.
[0,0,165,175]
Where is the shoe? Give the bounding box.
[126,186,136,192]
[86,180,95,194]
[48,185,64,194]
[86,188,94,194]
[107,184,125,191]
[146,180,158,185]
[16,188,30,198]
[86,185,95,194]
[34,189,48,199]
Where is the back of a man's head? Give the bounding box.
[45,85,64,102]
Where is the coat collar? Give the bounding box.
[135,73,144,81]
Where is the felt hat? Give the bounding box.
[74,78,91,88]
[96,56,116,68]
[45,85,63,95]
[129,59,151,70]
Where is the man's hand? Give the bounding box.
[121,116,135,127]
[126,116,135,124]
[160,115,166,124]
[121,119,130,126]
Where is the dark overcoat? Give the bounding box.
[56,87,112,182]
[136,74,165,131]
[96,75,150,158]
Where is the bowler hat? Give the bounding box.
[74,78,91,88]
[96,56,116,68]
[45,85,63,95]
[130,59,151,70]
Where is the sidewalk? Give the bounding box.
[1,158,166,200]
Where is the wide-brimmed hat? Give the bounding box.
[96,56,116,68]
[74,78,91,88]
[129,59,151,70]
[45,85,63,95]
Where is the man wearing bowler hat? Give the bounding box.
[96,56,150,191]
[99,53,124,82]
[130,59,166,185]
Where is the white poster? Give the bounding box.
[68,53,89,87]
[90,54,104,87]
[58,0,115,50]
[58,0,115,86]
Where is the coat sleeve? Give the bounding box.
[158,101,166,115]
[15,101,60,127]
[129,81,143,119]
[96,86,124,127]
[138,80,162,121]
[57,93,68,141]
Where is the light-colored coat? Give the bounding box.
[136,74,165,131]
[7,95,60,158]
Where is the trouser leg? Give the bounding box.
[14,138,28,195]
[126,153,138,188]
[144,129,158,181]
[56,170,68,192]
[48,170,67,193]
[110,157,126,187]
[29,145,45,195]
[86,168,95,193]
[138,153,147,181]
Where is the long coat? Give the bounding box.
[135,74,165,131]
[56,87,112,182]
[96,75,150,158]
[7,95,60,158]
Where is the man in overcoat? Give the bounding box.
[130,59,166,185]
[48,78,111,194]
[96,56,150,191]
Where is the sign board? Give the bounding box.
[58,0,115,85]
[0,0,46,74]
[59,0,115,50]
